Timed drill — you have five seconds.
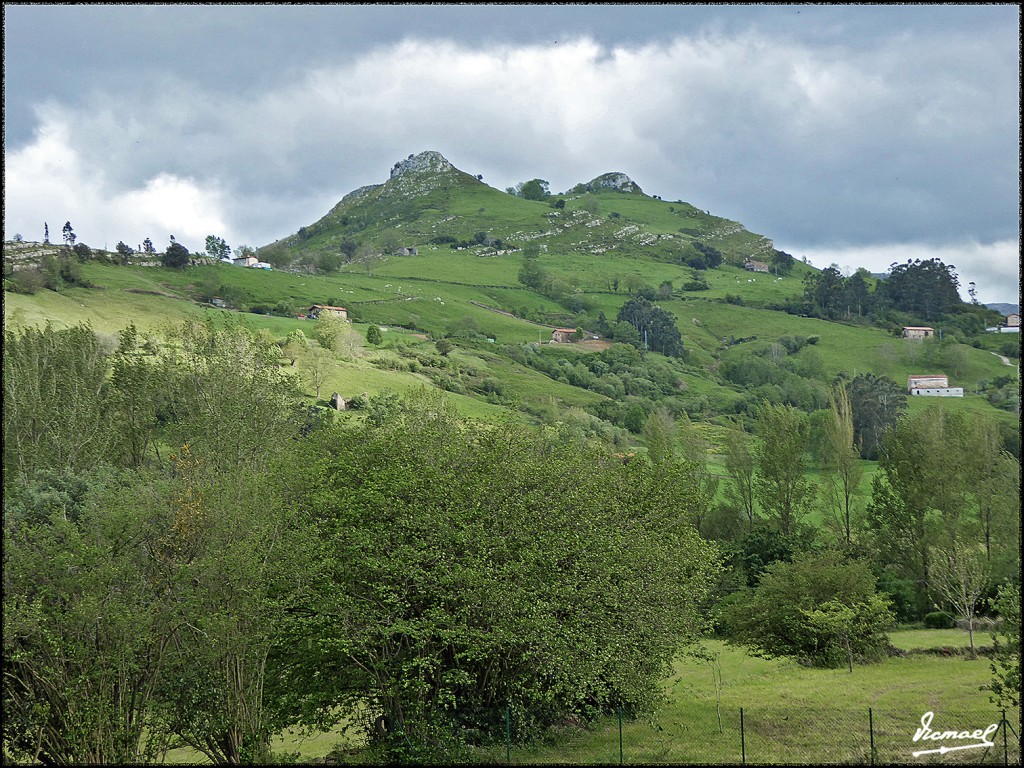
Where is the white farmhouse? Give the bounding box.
[907,374,963,397]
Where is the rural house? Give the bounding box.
[1007,313,1020,328]
[907,374,963,397]
[551,328,578,343]
[744,259,770,273]
[232,255,259,267]
[308,305,349,321]
[902,326,935,340]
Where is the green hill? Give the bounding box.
[3,150,1018,446]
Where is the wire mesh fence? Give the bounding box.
[469,702,1022,765]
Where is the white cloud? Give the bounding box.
[4,28,1017,292]
[4,115,229,251]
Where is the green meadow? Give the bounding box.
[160,630,1017,765]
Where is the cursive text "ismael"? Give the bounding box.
[912,711,999,757]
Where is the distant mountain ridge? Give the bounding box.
[986,302,1019,315]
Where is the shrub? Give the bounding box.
[924,611,955,629]
[5,268,44,295]
[723,551,894,667]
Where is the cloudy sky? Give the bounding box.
[4,4,1020,303]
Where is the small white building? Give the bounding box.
[908,374,963,397]
[308,304,349,321]
[232,255,258,267]
[910,386,964,397]
[902,326,935,340]
[1007,313,1020,328]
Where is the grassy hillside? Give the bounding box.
[4,152,1018,444]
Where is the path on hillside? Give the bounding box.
[989,351,1014,367]
[469,300,556,329]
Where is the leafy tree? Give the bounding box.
[878,258,962,321]
[315,251,344,273]
[960,416,1021,580]
[3,468,171,765]
[723,426,756,528]
[162,240,191,269]
[820,383,864,545]
[616,296,684,357]
[142,237,156,254]
[115,241,134,264]
[287,392,720,752]
[161,319,302,471]
[990,581,1021,709]
[770,249,795,275]
[366,324,383,345]
[518,256,546,290]
[846,373,906,459]
[515,178,551,201]
[842,268,874,318]
[204,234,231,260]
[279,329,309,366]
[338,238,359,262]
[149,456,318,765]
[301,345,334,399]
[43,221,49,244]
[802,265,844,317]
[753,402,814,537]
[866,405,975,616]
[692,241,723,269]
[311,313,348,353]
[674,413,720,532]
[107,324,164,468]
[929,542,990,658]
[61,221,76,248]
[434,338,453,357]
[3,323,115,480]
[723,551,894,668]
[642,406,676,465]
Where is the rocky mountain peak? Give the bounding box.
[389,151,455,180]
[581,172,644,195]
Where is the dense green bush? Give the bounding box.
[722,550,895,668]
[924,611,955,629]
[284,392,721,752]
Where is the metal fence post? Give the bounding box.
[618,706,623,766]
[740,707,746,766]
[1002,709,1008,766]
[869,707,875,766]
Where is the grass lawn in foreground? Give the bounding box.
[491,635,1016,765]
[163,631,1017,764]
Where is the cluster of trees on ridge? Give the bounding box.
[3,319,1020,764]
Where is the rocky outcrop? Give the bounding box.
[379,151,465,200]
[389,151,455,180]
[341,184,382,203]
[579,172,644,195]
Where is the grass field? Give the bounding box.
[159,629,1017,765]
